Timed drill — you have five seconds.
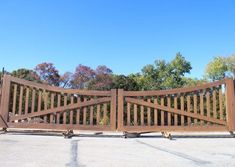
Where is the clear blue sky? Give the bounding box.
[0,0,234,78]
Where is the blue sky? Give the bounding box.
[0,0,234,78]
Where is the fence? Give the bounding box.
[0,74,235,133]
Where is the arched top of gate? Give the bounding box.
[3,74,111,96]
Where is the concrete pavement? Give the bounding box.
[0,132,235,167]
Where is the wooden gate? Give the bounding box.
[117,79,235,132]
[0,75,117,131]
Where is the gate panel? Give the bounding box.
[118,79,235,132]
[1,75,116,131]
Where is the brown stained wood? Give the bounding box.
[12,84,17,115]
[180,96,184,125]
[70,96,74,124]
[200,92,204,116]
[125,97,226,125]
[193,94,197,123]
[154,99,158,125]
[110,89,117,130]
[206,91,210,118]
[219,89,223,120]
[63,95,68,124]
[25,87,29,114]
[56,94,61,124]
[37,90,42,112]
[76,96,81,124]
[167,96,171,126]
[19,86,24,115]
[225,79,235,131]
[212,89,217,118]
[10,97,111,122]
[140,105,144,126]
[90,106,94,125]
[161,97,164,126]
[83,97,87,125]
[127,102,130,126]
[7,75,112,96]
[134,104,137,126]
[117,89,124,130]
[123,80,225,97]
[50,93,55,123]
[174,96,178,126]
[31,89,35,113]
[187,95,191,126]
[43,91,48,122]
[147,99,151,126]
[97,104,101,125]
[103,103,107,125]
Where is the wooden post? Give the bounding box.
[117,89,124,131]
[0,75,11,127]
[110,89,117,130]
[225,78,235,131]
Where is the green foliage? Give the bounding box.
[11,68,41,82]
[205,56,227,81]
[226,55,235,78]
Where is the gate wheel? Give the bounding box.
[161,132,172,140]
[62,130,74,139]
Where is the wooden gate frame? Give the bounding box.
[0,74,235,133]
[0,75,117,131]
[117,79,235,133]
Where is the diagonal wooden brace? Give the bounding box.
[126,97,226,126]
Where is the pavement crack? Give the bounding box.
[66,140,80,167]
[136,139,210,166]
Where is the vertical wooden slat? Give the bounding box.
[76,97,80,124]
[127,102,130,126]
[219,89,223,120]
[90,106,94,125]
[180,95,184,125]
[25,87,29,114]
[174,96,178,126]
[140,105,144,126]
[110,89,117,130]
[70,96,74,124]
[37,90,41,112]
[103,103,107,125]
[212,89,217,118]
[200,92,204,124]
[96,104,100,125]
[43,91,48,122]
[12,84,17,115]
[117,89,124,130]
[83,97,87,125]
[167,96,171,126]
[18,86,23,115]
[31,89,35,113]
[225,79,235,131]
[147,99,151,126]
[56,94,61,124]
[193,94,197,123]
[206,91,210,118]
[134,104,137,125]
[50,93,55,123]
[187,95,191,126]
[154,98,158,125]
[63,94,67,124]
[161,97,164,126]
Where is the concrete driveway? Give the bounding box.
[0,132,235,167]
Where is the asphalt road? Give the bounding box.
[0,132,235,167]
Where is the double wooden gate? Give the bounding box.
[0,74,235,132]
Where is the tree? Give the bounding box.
[35,62,61,86]
[111,74,139,91]
[87,65,113,90]
[205,56,227,81]
[226,55,235,79]
[70,64,95,89]
[60,72,73,88]
[11,68,41,82]
[139,52,192,90]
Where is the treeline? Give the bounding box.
[2,53,235,90]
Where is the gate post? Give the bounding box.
[117,89,124,131]
[225,78,235,131]
[0,75,11,128]
[110,89,117,131]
